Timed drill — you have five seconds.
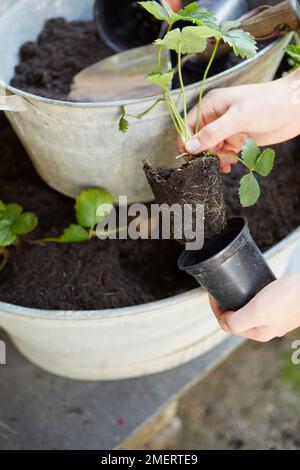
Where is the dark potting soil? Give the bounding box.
[10,18,113,101]
[144,157,227,241]
[0,112,300,310]
[0,113,197,309]
[10,17,249,101]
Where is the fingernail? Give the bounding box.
[186,138,201,154]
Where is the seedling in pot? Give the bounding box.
[0,201,38,271]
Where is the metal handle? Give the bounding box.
[0,94,27,112]
[241,0,300,41]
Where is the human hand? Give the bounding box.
[210,273,300,342]
[178,69,300,173]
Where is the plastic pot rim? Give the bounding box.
[178,216,251,275]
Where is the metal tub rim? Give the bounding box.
[3,39,284,108]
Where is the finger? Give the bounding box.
[187,88,230,133]
[236,326,277,343]
[220,164,232,174]
[223,133,249,154]
[177,136,185,154]
[185,108,242,155]
[209,297,225,321]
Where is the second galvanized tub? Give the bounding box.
[0,0,293,203]
[0,227,299,381]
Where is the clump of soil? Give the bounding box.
[0,114,300,309]
[144,157,227,242]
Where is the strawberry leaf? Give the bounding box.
[0,201,5,217]
[146,70,173,90]
[57,224,90,243]
[12,212,38,235]
[177,3,218,28]
[241,139,260,170]
[119,115,129,134]
[0,220,16,247]
[2,203,23,223]
[254,148,276,177]
[75,189,114,229]
[221,28,257,59]
[138,1,170,22]
[239,173,261,207]
[119,105,129,134]
[155,26,214,54]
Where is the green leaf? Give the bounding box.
[239,173,261,207]
[221,29,257,59]
[0,203,38,245]
[254,148,276,177]
[0,201,5,217]
[285,43,300,72]
[119,115,129,134]
[178,3,218,28]
[2,203,23,223]
[219,20,241,33]
[75,189,114,229]
[12,212,38,235]
[0,220,16,247]
[285,44,300,62]
[119,105,129,134]
[155,26,214,54]
[57,224,90,243]
[138,1,170,22]
[146,70,173,90]
[241,139,260,170]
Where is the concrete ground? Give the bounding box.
[177,332,300,450]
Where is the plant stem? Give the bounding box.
[126,98,164,120]
[166,89,190,142]
[0,247,9,272]
[196,38,220,134]
[164,94,182,137]
[157,24,172,72]
[177,45,188,135]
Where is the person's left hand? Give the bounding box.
[210,273,300,342]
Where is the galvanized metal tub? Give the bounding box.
[0,0,293,203]
[0,228,299,381]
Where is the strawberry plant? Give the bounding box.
[119,2,275,207]
[39,189,114,243]
[119,1,257,140]
[0,201,38,270]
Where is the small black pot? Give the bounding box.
[178,217,276,312]
[94,0,164,52]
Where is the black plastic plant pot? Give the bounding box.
[94,0,165,52]
[178,217,276,312]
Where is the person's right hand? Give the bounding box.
[178,69,300,173]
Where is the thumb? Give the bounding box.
[185,109,240,155]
